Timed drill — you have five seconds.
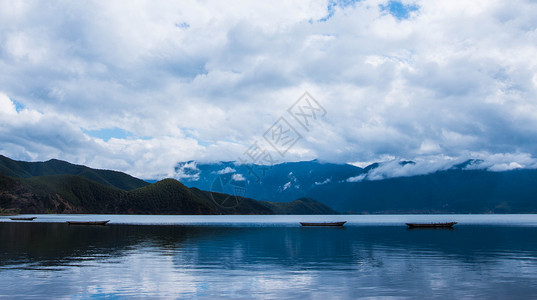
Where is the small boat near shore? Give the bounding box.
[66,220,110,226]
[406,222,457,228]
[300,221,346,227]
[10,217,37,221]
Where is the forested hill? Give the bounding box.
[0,155,149,191]
[0,156,337,215]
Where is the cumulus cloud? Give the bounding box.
[0,92,99,162]
[0,93,17,115]
[1,1,537,178]
[0,93,206,179]
[215,167,236,175]
[231,173,246,181]
[173,161,201,181]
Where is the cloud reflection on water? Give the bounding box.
[1,222,537,298]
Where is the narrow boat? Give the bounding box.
[66,220,110,225]
[10,217,37,221]
[300,221,346,227]
[406,222,457,228]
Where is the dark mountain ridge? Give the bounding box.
[173,159,537,214]
[0,154,149,191]
[174,159,365,202]
[5,155,537,215]
[310,168,537,213]
[0,155,337,215]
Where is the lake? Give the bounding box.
[1,214,537,299]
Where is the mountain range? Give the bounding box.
[172,159,363,204]
[0,155,336,215]
[3,154,537,215]
[174,159,537,214]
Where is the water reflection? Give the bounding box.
[1,223,537,298]
[0,223,213,268]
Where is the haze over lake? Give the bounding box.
[2,215,537,299]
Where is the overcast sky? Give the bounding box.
[1,0,537,179]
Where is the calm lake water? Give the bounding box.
[1,214,537,299]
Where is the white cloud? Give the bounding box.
[464,152,537,171]
[314,178,331,185]
[215,167,236,175]
[365,157,458,180]
[0,93,17,115]
[172,161,201,181]
[347,152,537,181]
[1,1,537,178]
[488,162,523,172]
[231,173,246,181]
[347,174,366,183]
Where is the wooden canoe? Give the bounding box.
[10,217,37,221]
[406,222,457,228]
[300,221,346,227]
[67,220,110,225]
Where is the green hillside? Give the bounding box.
[0,173,126,214]
[126,179,216,214]
[0,155,149,191]
[0,173,336,215]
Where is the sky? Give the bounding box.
[1,0,537,179]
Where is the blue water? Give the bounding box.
[1,214,537,299]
